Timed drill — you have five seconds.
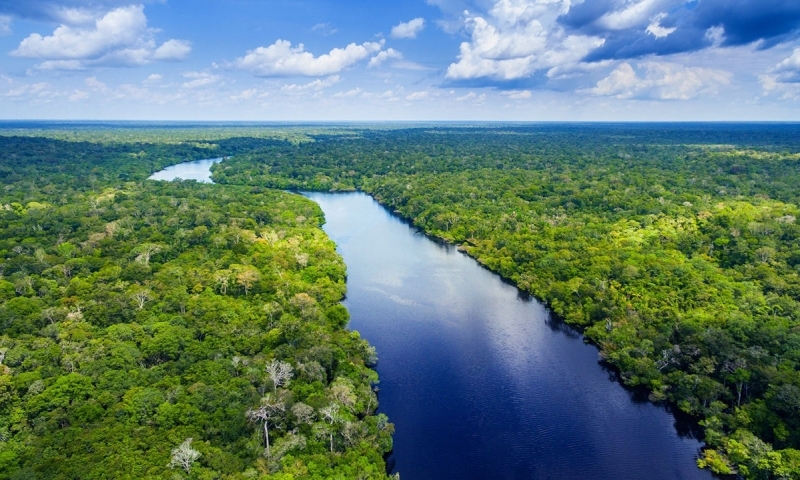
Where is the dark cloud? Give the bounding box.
[694,0,800,47]
[584,25,709,62]
[558,0,620,33]
[559,0,800,62]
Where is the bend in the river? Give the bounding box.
[151,159,714,480]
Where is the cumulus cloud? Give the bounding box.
[153,39,191,61]
[434,0,800,88]
[771,48,800,83]
[391,18,425,39]
[143,73,162,84]
[445,2,604,82]
[368,48,402,67]
[585,61,732,100]
[234,39,384,77]
[10,5,191,69]
[759,48,800,99]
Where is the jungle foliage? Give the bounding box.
[212,124,800,479]
[0,135,393,480]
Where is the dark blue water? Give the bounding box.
[305,191,713,480]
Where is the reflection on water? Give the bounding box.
[147,157,223,183]
[305,191,712,480]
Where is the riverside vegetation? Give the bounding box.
[211,124,800,479]
[3,123,800,479]
[0,134,393,479]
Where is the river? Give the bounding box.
[147,157,223,183]
[152,160,713,480]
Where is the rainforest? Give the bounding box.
[2,122,800,479]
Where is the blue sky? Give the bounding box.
[0,0,799,120]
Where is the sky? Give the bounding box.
[0,0,799,121]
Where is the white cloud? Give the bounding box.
[181,72,220,89]
[759,48,800,99]
[378,88,402,101]
[585,61,732,100]
[0,15,11,35]
[445,1,604,81]
[759,75,800,100]
[13,6,148,59]
[406,91,429,100]
[595,0,665,31]
[502,89,532,99]
[3,82,61,100]
[645,13,676,39]
[230,89,262,101]
[333,88,363,98]
[368,48,403,67]
[772,48,800,83]
[312,23,338,36]
[36,60,85,70]
[110,83,185,104]
[69,90,89,101]
[234,39,383,77]
[455,91,486,104]
[85,76,108,92]
[10,5,191,69]
[391,18,425,39]
[154,39,191,61]
[143,73,162,84]
[281,76,341,94]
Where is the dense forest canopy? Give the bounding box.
[211,123,800,479]
[4,122,800,479]
[0,133,393,479]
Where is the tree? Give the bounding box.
[214,269,231,294]
[319,403,340,453]
[235,266,260,295]
[266,359,293,393]
[168,438,201,474]
[131,288,153,310]
[133,243,162,266]
[246,394,285,457]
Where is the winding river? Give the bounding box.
[153,160,713,480]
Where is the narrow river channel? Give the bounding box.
[305,191,713,480]
[151,159,713,480]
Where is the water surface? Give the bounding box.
[305,191,712,480]
[147,157,222,183]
